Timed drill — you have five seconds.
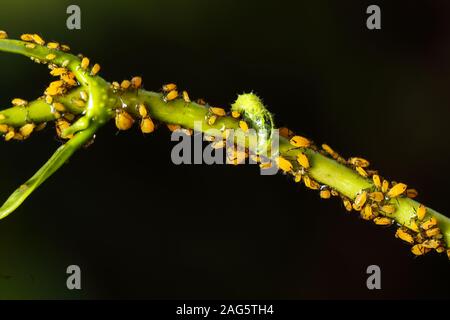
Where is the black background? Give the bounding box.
[0,0,449,299]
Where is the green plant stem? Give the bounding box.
[2,88,449,245]
[1,38,449,248]
[0,125,97,219]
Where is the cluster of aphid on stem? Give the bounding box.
[276,131,447,257]
[0,30,449,260]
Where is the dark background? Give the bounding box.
[0,0,449,299]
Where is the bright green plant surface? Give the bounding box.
[1,36,449,257]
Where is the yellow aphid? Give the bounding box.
[20,34,34,41]
[13,132,24,141]
[61,44,70,51]
[406,189,418,198]
[356,166,368,177]
[421,239,440,249]
[111,81,120,90]
[115,110,134,130]
[162,83,177,92]
[19,123,35,137]
[231,111,241,118]
[140,117,155,134]
[373,217,393,226]
[296,152,310,169]
[210,107,226,117]
[425,228,440,237]
[387,183,407,198]
[46,53,56,60]
[320,189,331,199]
[131,76,142,88]
[31,34,45,45]
[348,157,370,168]
[395,228,414,244]
[278,127,294,138]
[343,198,352,212]
[62,59,70,67]
[207,115,217,126]
[259,162,273,169]
[50,68,67,77]
[45,95,53,104]
[4,130,15,141]
[64,70,75,79]
[411,221,421,233]
[50,79,65,87]
[239,120,249,132]
[25,43,36,49]
[0,30,8,39]
[0,114,4,120]
[165,90,178,101]
[138,104,148,118]
[64,113,75,121]
[290,135,310,148]
[47,42,59,49]
[0,124,8,133]
[372,174,381,189]
[167,124,181,132]
[331,189,339,197]
[416,204,426,221]
[276,156,293,173]
[361,205,374,220]
[121,80,131,90]
[55,119,72,139]
[421,217,437,230]
[322,143,339,159]
[212,140,226,149]
[81,57,89,70]
[91,63,101,76]
[35,122,47,132]
[294,172,302,183]
[381,204,396,215]
[53,102,66,112]
[303,176,320,190]
[62,75,77,86]
[353,191,367,211]
[369,192,384,202]
[182,91,190,103]
[12,98,28,106]
[381,180,389,193]
[435,247,445,253]
[411,244,431,256]
[73,99,86,107]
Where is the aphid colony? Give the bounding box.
[0,32,153,141]
[0,33,84,141]
[276,128,448,258]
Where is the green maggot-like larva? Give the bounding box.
[231,93,275,155]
